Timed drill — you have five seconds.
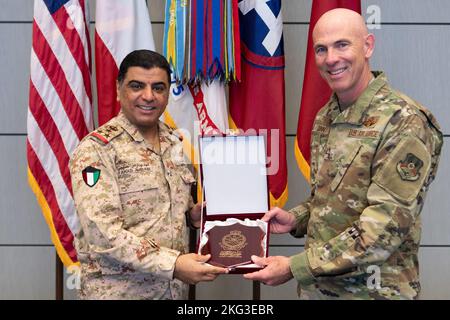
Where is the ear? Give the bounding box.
[116,80,120,102]
[364,34,375,59]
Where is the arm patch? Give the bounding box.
[373,136,431,203]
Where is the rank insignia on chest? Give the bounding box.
[363,116,379,128]
[324,147,334,160]
[396,153,423,181]
[82,166,101,187]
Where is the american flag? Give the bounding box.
[27,0,93,267]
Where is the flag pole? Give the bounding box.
[188,182,198,300]
[55,252,64,300]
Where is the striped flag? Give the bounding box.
[229,0,288,208]
[162,0,229,176]
[95,0,155,126]
[164,0,241,84]
[295,0,361,181]
[27,0,94,267]
[162,80,229,166]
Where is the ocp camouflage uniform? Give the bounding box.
[69,111,196,300]
[289,71,443,300]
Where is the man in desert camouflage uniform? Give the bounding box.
[244,9,443,299]
[70,50,227,300]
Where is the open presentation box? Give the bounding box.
[197,134,269,274]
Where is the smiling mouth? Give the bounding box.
[328,67,347,76]
[137,105,157,111]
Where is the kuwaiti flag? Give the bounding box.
[95,0,155,126]
[229,0,288,208]
[295,0,361,181]
[82,166,101,187]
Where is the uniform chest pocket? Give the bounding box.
[118,177,161,210]
[330,144,362,192]
[119,178,160,194]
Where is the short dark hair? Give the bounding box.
[117,49,171,84]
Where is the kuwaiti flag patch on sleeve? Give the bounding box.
[82,166,101,187]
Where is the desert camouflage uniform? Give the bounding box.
[289,71,443,300]
[69,111,196,299]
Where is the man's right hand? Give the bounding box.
[173,253,228,284]
[262,207,297,234]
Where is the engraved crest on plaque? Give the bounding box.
[219,230,248,258]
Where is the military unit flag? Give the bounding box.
[229,0,288,208]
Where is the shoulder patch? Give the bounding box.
[397,153,423,181]
[90,132,109,144]
[89,125,122,145]
[373,136,431,203]
[82,166,101,187]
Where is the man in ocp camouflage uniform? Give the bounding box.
[244,9,443,299]
[70,50,227,300]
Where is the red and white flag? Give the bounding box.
[162,80,228,165]
[295,0,361,181]
[27,0,94,267]
[95,0,155,125]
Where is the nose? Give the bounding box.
[142,86,154,101]
[325,48,339,66]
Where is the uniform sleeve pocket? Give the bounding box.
[330,144,362,192]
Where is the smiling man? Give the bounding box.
[244,9,443,299]
[69,50,227,300]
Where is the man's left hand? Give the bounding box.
[243,255,293,286]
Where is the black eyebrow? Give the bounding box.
[151,82,167,88]
[127,80,145,86]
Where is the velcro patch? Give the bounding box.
[363,116,380,128]
[397,153,424,181]
[82,166,101,187]
[348,129,380,139]
[373,136,431,203]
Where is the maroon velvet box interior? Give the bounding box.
[197,134,270,274]
[198,211,269,274]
